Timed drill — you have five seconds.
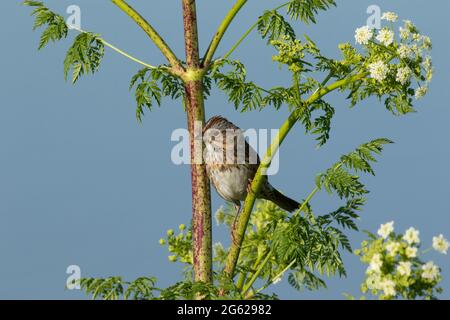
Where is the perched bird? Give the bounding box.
[203,116,300,213]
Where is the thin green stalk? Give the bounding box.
[111,0,183,71]
[294,186,320,217]
[237,247,268,290]
[223,72,368,279]
[247,259,297,298]
[72,28,156,69]
[242,249,274,295]
[203,0,248,68]
[222,2,290,60]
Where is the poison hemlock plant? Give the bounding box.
[24,1,444,299]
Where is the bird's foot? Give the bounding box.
[246,178,255,196]
[231,202,242,247]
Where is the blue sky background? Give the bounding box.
[0,0,449,299]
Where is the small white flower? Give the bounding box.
[381,12,398,22]
[397,261,412,277]
[415,86,428,100]
[412,33,422,42]
[376,29,395,46]
[377,221,394,239]
[405,246,418,258]
[423,56,433,70]
[396,66,412,85]
[423,56,433,82]
[380,279,396,297]
[404,20,417,33]
[403,227,420,245]
[397,44,413,59]
[422,36,432,50]
[368,253,383,273]
[411,44,421,57]
[399,27,410,40]
[369,61,390,82]
[386,241,401,256]
[426,69,434,82]
[421,261,440,281]
[355,26,374,45]
[366,273,382,290]
[432,234,449,255]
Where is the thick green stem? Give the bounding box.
[111,0,183,73]
[182,0,213,285]
[223,72,367,279]
[202,0,248,68]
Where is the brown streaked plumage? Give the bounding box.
[203,116,300,213]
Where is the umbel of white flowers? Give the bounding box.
[354,12,433,101]
[357,221,448,299]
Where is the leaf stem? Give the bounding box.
[111,0,183,71]
[294,186,320,216]
[248,259,296,298]
[203,0,248,68]
[72,27,156,69]
[242,249,274,295]
[222,2,291,61]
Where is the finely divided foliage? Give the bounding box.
[24,0,439,300]
[258,10,296,43]
[25,1,104,84]
[25,0,68,49]
[64,33,104,84]
[316,139,393,199]
[287,0,336,23]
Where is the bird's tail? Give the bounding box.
[265,188,300,213]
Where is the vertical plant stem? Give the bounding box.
[182,0,213,285]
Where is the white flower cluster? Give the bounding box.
[395,66,412,85]
[354,12,433,100]
[382,12,399,22]
[433,234,450,254]
[403,227,420,244]
[376,28,395,46]
[377,221,394,239]
[415,86,428,100]
[355,26,373,45]
[368,60,389,82]
[397,261,412,276]
[422,261,440,281]
[396,19,433,98]
[359,221,447,299]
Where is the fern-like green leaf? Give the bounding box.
[317,139,393,199]
[130,67,184,122]
[258,10,296,42]
[64,32,105,84]
[286,0,336,24]
[24,0,69,49]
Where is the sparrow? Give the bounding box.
[203,116,300,214]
